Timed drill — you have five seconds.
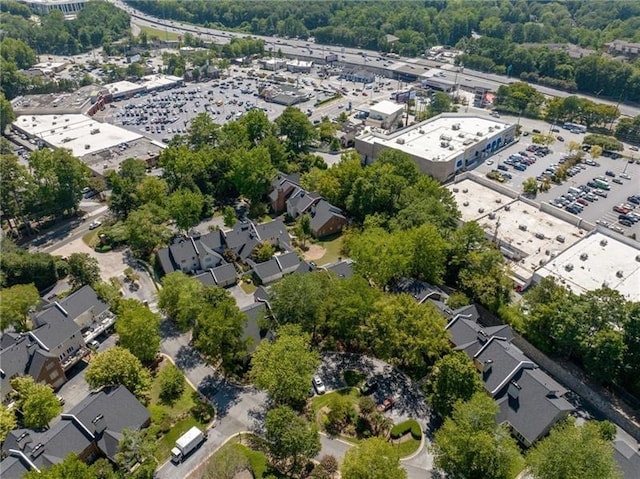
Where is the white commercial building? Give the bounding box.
[286,59,313,73]
[367,100,404,130]
[103,80,145,100]
[447,177,590,289]
[19,0,88,15]
[355,114,516,182]
[140,74,183,92]
[534,231,640,301]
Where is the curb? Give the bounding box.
[400,432,425,462]
[319,431,357,448]
[183,431,250,479]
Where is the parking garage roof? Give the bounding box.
[358,114,512,163]
[536,230,640,301]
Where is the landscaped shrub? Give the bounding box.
[390,419,422,440]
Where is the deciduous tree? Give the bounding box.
[10,376,62,429]
[341,437,406,479]
[157,363,185,404]
[264,405,320,475]
[526,418,620,479]
[203,444,250,479]
[158,272,204,331]
[85,347,151,400]
[0,283,39,331]
[167,188,204,233]
[431,392,522,479]
[67,252,101,289]
[425,352,484,418]
[250,325,320,407]
[115,299,161,363]
[0,404,17,443]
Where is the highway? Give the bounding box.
[108,0,640,119]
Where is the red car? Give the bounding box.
[613,205,630,214]
[377,398,395,412]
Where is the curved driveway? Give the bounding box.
[156,322,434,479]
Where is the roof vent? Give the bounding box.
[565,263,574,272]
[636,255,640,262]
[92,414,107,434]
[452,123,460,130]
[616,270,624,278]
[488,212,496,219]
[580,253,588,261]
[396,138,405,144]
[30,443,45,459]
[507,381,521,399]
[477,359,493,372]
[504,205,511,211]
[556,235,565,243]
[518,224,527,231]
[600,239,608,246]
[476,131,484,136]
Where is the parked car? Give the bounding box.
[88,220,102,230]
[376,398,395,412]
[612,178,624,185]
[312,376,326,395]
[605,170,616,177]
[497,164,509,171]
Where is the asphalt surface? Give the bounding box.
[469,112,640,238]
[106,0,640,119]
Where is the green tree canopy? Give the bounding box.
[10,376,62,429]
[167,188,204,233]
[0,283,39,332]
[67,252,101,290]
[341,437,406,479]
[431,392,522,479]
[264,405,321,475]
[276,106,318,153]
[250,324,320,408]
[526,418,621,479]
[114,299,161,363]
[425,352,484,418]
[157,363,185,404]
[158,271,204,330]
[0,403,17,443]
[85,347,151,400]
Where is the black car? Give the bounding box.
[605,170,616,177]
[613,178,624,185]
[628,196,640,205]
[619,218,633,227]
[497,164,509,171]
[360,378,379,395]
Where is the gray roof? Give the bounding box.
[323,259,354,279]
[254,286,270,302]
[29,314,81,353]
[197,230,224,253]
[0,455,31,479]
[1,386,148,472]
[269,172,301,203]
[68,385,150,460]
[495,367,573,445]
[309,199,346,232]
[253,259,281,283]
[446,313,513,358]
[474,337,536,396]
[194,270,217,287]
[210,263,237,284]
[275,251,301,271]
[167,237,198,266]
[288,190,320,215]
[240,302,270,354]
[224,222,262,260]
[296,260,316,275]
[614,439,640,479]
[156,246,177,275]
[394,277,448,304]
[255,219,291,248]
[33,285,108,328]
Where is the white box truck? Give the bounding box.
[170,426,206,463]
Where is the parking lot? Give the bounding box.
[472,122,640,238]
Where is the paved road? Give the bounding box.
[108,0,640,119]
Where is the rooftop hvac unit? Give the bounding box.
[600,239,608,246]
[476,131,484,136]
[396,138,405,144]
[535,232,545,239]
[463,139,474,145]
[580,253,588,261]
[636,255,640,262]
[518,224,527,231]
[452,188,459,192]
[488,212,496,219]
[449,145,454,150]
[419,129,425,134]
[452,123,461,130]
[463,201,469,206]
[440,134,452,141]
[616,270,624,278]
[462,189,468,193]
[440,141,449,148]
[494,124,501,129]
[496,198,502,203]
[505,205,511,211]
[458,132,466,138]
[90,128,100,135]
[565,263,574,272]
[488,127,494,132]
[556,235,565,243]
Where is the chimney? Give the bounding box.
[507,381,521,399]
[91,414,107,435]
[477,359,493,373]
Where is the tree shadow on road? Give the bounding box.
[159,318,182,340]
[175,345,204,371]
[198,374,243,420]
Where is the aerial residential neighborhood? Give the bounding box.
[1,1,640,479]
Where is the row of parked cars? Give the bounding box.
[550,184,603,214]
[613,197,640,227]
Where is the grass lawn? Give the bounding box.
[149,361,209,463]
[314,234,344,266]
[82,229,99,248]
[240,280,257,294]
[135,24,180,41]
[311,387,360,414]
[393,435,421,458]
[234,444,270,478]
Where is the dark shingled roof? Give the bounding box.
[275,251,301,272]
[394,277,448,304]
[29,315,81,354]
[0,454,32,479]
[495,367,573,445]
[323,259,354,279]
[253,259,282,283]
[288,190,320,216]
[194,264,237,287]
[309,199,346,232]
[33,285,108,329]
[446,312,513,358]
[240,302,271,354]
[474,337,535,396]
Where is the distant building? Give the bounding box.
[355,114,516,182]
[367,100,404,130]
[286,59,313,73]
[18,0,88,16]
[605,40,640,60]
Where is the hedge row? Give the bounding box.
[390,419,422,440]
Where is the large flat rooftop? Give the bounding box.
[536,231,640,301]
[14,114,142,157]
[448,178,586,282]
[370,100,404,116]
[11,86,102,115]
[357,114,512,163]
